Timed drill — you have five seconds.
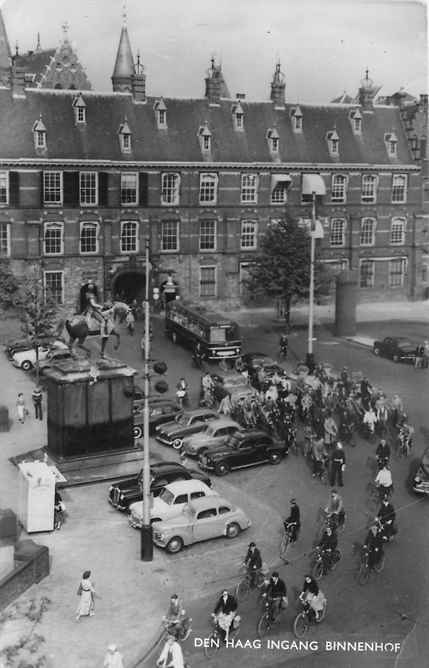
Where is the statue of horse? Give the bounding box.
[57,302,130,358]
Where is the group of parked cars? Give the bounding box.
[5,337,74,374]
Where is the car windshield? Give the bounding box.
[398,341,414,350]
[158,488,175,505]
[175,413,191,425]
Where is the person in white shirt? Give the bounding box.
[363,407,377,434]
[156,635,185,668]
[375,465,393,497]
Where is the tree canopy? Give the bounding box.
[244,215,332,322]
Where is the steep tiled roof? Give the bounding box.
[14,50,56,85]
[0,88,413,165]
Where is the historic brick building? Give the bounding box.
[0,12,427,312]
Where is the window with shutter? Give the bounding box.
[139,173,148,206]
[63,172,80,207]
[98,172,108,207]
[9,172,20,207]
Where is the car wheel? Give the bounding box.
[226,522,240,539]
[133,425,143,439]
[269,451,282,465]
[166,536,184,553]
[171,331,178,344]
[373,346,380,356]
[215,462,230,476]
[21,360,33,371]
[172,438,183,450]
[392,354,399,363]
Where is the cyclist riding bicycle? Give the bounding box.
[374,464,393,499]
[279,334,289,357]
[243,542,262,588]
[264,572,288,619]
[363,525,384,570]
[300,575,327,621]
[156,634,185,668]
[376,498,397,540]
[162,594,192,640]
[318,526,338,570]
[398,422,414,452]
[376,439,391,469]
[284,499,301,543]
[324,489,345,529]
[213,590,238,643]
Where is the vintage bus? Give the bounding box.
[165,302,242,361]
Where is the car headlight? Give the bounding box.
[120,493,125,500]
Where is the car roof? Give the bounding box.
[188,496,234,512]
[183,408,217,417]
[163,479,209,494]
[232,430,272,440]
[151,461,184,473]
[206,417,240,428]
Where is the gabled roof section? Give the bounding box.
[14,49,56,85]
[0,88,415,165]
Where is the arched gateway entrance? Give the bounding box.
[112,271,146,304]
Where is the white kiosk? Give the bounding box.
[17,462,56,533]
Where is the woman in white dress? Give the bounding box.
[76,570,96,621]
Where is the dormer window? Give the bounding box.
[349,109,362,135]
[232,101,244,131]
[72,93,86,124]
[154,98,168,129]
[198,122,212,153]
[326,129,339,156]
[33,116,47,150]
[385,131,398,156]
[290,106,303,133]
[267,128,279,153]
[118,118,132,154]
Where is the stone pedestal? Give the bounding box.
[335,270,358,337]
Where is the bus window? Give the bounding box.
[210,327,226,344]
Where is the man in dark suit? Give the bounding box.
[244,542,262,587]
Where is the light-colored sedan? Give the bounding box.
[152,495,252,553]
[11,340,69,371]
[128,479,217,528]
[182,418,241,457]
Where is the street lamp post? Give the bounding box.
[141,238,153,561]
[306,191,317,371]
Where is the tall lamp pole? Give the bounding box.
[306,191,317,371]
[141,238,153,561]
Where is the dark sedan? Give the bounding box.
[132,398,180,438]
[373,337,418,364]
[155,408,219,449]
[198,429,287,476]
[108,461,212,511]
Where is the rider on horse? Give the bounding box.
[82,283,109,336]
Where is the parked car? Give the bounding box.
[11,340,69,371]
[132,398,181,438]
[128,479,217,528]
[39,349,75,373]
[198,429,287,475]
[152,495,252,553]
[155,408,219,449]
[373,337,418,364]
[214,372,257,403]
[182,418,241,457]
[5,335,65,359]
[411,446,429,495]
[108,461,212,511]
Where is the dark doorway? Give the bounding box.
[113,272,146,305]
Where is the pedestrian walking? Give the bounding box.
[140,335,146,361]
[330,442,346,487]
[423,340,429,369]
[126,310,135,335]
[16,393,27,423]
[32,386,43,420]
[104,644,124,668]
[76,570,96,621]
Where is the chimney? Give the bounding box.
[420,94,428,113]
[132,73,146,102]
[12,64,26,97]
[204,57,221,106]
[270,62,286,108]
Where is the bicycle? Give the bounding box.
[235,564,266,600]
[280,522,299,562]
[257,597,286,638]
[203,613,240,658]
[356,545,385,585]
[293,595,327,638]
[310,545,341,580]
[316,508,345,541]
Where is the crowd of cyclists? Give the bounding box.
[157,334,413,666]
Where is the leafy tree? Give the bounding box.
[15,271,59,383]
[0,261,20,310]
[244,215,332,325]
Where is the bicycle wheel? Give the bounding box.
[374,554,385,574]
[357,563,370,585]
[235,577,251,600]
[279,533,290,561]
[257,613,271,638]
[293,612,309,638]
[311,560,324,580]
[204,632,221,658]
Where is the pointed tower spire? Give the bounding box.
[270,60,286,108]
[36,32,41,52]
[0,8,12,85]
[112,7,135,92]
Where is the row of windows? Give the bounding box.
[43,266,219,305]
[0,219,259,257]
[359,259,407,289]
[329,217,407,247]
[0,170,410,208]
